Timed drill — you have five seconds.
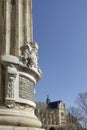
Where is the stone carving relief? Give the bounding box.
[15,103,34,112]
[5,65,17,108]
[6,76,14,99]
[20,42,32,66]
[20,42,41,73]
[29,42,38,68]
[2,102,34,112]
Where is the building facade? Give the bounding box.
[35,100,66,130]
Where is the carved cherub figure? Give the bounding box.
[20,42,39,72]
[20,42,32,66]
[29,43,38,68]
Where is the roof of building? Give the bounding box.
[48,100,62,109]
[35,101,47,109]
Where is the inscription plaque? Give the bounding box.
[19,75,34,101]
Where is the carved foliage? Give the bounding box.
[5,65,17,108]
[6,76,14,99]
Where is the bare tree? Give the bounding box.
[76,92,87,115]
[76,92,87,129]
[67,106,83,121]
[67,107,83,130]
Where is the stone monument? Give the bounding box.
[0,0,43,130]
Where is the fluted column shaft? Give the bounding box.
[24,0,33,42]
[0,0,33,57]
[17,0,24,55]
[5,0,11,55]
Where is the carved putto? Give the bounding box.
[30,42,38,68]
[20,42,39,71]
[20,42,31,65]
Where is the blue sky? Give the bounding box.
[32,0,87,108]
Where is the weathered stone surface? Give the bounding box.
[19,75,34,101]
[0,0,43,128]
[0,126,45,130]
[0,0,33,56]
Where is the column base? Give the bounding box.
[0,108,41,127]
[0,126,45,130]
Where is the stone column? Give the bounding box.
[0,0,44,130]
[17,0,24,55]
[0,66,1,102]
[24,0,33,42]
[5,0,11,55]
[0,0,3,56]
[0,0,33,57]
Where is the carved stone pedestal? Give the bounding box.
[0,43,42,128]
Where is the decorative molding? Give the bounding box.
[15,103,34,112]
[5,65,17,108]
